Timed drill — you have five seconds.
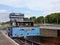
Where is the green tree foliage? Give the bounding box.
[45,13,60,24]
[37,16,44,23]
[1,13,60,24]
[24,17,29,21]
[30,16,37,23]
[28,13,60,24]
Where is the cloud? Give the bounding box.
[0,10,10,13]
[0,0,60,10]
[0,0,60,16]
[0,10,10,22]
[0,0,25,8]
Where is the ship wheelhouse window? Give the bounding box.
[16,22,33,27]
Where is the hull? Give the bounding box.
[10,27,40,38]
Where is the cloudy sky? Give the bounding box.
[0,0,60,22]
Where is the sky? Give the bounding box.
[0,0,60,22]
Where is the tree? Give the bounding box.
[37,16,44,24]
[45,13,60,24]
[30,16,37,23]
[24,17,29,21]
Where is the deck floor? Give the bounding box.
[0,32,18,45]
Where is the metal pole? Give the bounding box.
[57,16,58,24]
[44,17,45,24]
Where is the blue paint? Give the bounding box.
[11,27,40,37]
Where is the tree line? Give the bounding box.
[24,13,60,24]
